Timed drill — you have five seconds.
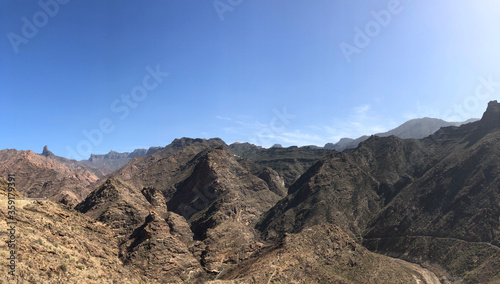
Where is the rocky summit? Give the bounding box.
[1,101,498,283]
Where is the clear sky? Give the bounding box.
[1,0,500,159]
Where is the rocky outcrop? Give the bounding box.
[120,211,203,282]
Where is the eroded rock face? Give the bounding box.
[0,198,150,283]
[141,186,167,208]
[167,147,283,272]
[76,177,203,281]
[120,211,203,283]
[75,144,283,280]
[256,136,430,241]
[0,149,98,206]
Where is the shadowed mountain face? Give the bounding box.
[257,101,500,283]
[257,136,431,240]
[228,144,332,188]
[74,140,435,282]
[75,177,204,281]
[75,139,284,280]
[166,147,283,271]
[0,149,98,206]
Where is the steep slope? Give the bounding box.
[75,177,155,237]
[77,142,283,280]
[257,136,431,241]
[0,149,98,206]
[0,194,149,282]
[0,177,21,198]
[167,147,283,272]
[257,101,500,283]
[363,100,500,283]
[112,138,226,192]
[218,224,440,283]
[75,177,204,282]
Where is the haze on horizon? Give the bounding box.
[1,0,500,159]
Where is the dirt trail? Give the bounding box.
[391,257,441,284]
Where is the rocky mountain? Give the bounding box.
[112,138,228,194]
[363,101,500,283]
[75,137,446,282]
[257,135,429,240]
[3,102,497,283]
[218,224,442,283]
[40,145,106,177]
[166,147,283,272]
[228,118,477,188]
[74,139,285,281]
[0,149,98,206]
[325,117,478,151]
[0,183,150,283]
[257,101,500,283]
[41,145,162,176]
[75,177,204,282]
[228,143,332,188]
[80,147,162,174]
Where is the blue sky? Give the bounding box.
[1,0,500,159]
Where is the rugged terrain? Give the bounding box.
[217,224,441,283]
[0,179,150,283]
[0,149,98,206]
[1,102,498,283]
[257,101,500,283]
[73,140,286,281]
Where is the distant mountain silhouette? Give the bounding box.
[325,117,478,151]
[80,147,162,174]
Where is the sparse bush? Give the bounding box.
[59,263,67,273]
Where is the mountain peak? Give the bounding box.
[479,100,500,129]
[41,145,55,157]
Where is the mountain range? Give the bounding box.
[0,101,498,283]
